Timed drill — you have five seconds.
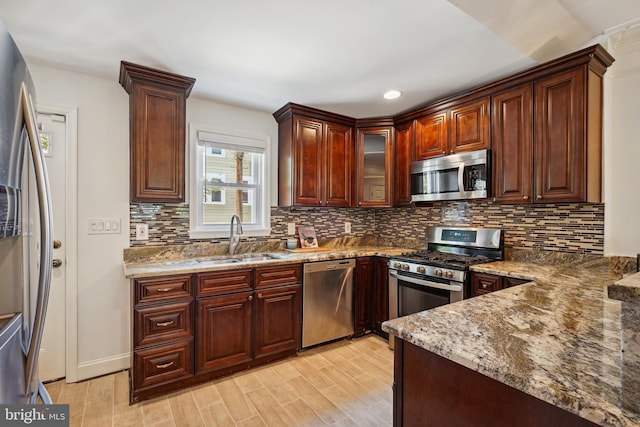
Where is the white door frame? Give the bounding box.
[37,103,79,383]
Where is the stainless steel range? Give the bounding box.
[388,226,503,346]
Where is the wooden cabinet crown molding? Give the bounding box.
[393,44,614,124]
[119,61,196,96]
[273,102,355,127]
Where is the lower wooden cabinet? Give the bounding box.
[131,273,195,403]
[471,272,530,297]
[196,292,253,373]
[255,284,301,359]
[354,257,374,337]
[130,264,302,403]
[132,339,194,391]
[373,257,389,337]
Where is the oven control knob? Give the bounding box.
[394,262,402,269]
[435,269,443,277]
[402,264,410,271]
[445,271,453,279]
[417,266,426,274]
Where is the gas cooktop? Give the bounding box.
[395,251,493,270]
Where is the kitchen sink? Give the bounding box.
[192,253,283,265]
[161,253,286,268]
[236,254,281,262]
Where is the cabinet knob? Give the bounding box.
[52,259,63,268]
[248,295,253,301]
[482,283,488,289]
[258,293,263,298]
[536,195,543,200]
[523,195,529,200]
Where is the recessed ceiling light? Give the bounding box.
[383,90,402,100]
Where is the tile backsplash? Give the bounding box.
[130,201,604,254]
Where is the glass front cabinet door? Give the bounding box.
[356,126,393,207]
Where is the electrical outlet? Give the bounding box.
[136,224,149,240]
[345,222,351,234]
[287,222,296,235]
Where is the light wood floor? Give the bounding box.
[46,334,394,426]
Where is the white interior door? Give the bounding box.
[37,112,66,382]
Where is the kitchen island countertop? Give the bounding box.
[383,258,640,426]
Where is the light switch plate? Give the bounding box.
[345,222,351,234]
[287,222,296,235]
[88,218,121,235]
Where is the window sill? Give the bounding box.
[189,227,272,240]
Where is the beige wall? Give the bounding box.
[604,27,640,256]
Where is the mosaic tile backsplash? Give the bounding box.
[130,201,604,254]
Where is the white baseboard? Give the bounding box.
[73,352,130,382]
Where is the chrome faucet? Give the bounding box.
[229,214,243,255]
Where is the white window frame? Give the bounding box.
[189,124,271,238]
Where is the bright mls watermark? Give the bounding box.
[1,405,69,426]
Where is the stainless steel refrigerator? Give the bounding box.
[0,18,54,404]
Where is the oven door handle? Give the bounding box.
[389,271,463,292]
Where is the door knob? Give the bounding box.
[53,240,62,249]
[52,259,62,268]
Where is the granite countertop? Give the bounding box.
[123,245,410,279]
[383,258,640,427]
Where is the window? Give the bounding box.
[189,125,271,238]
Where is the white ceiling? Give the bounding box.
[1,0,639,118]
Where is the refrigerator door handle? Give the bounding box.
[20,82,54,403]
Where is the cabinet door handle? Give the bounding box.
[156,287,175,293]
[156,361,174,369]
[156,320,175,327]
[536,195,543,200]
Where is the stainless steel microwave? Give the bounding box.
[411,149,489,202]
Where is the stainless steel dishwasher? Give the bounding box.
[302,259,355,348]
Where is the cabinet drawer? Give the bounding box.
[134,301,193,348]
[255,264,302,288]
[197,269,253,296]
[133,339,193,390]
[134,275,193,305]
[472,273,502,296]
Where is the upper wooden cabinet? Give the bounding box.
[415,110,448,159]
[534,68,590,202]
[119,61,195,203]
[274,103,355,207]
[393,122,414,207]
[450,97,491,154]
[415,97,490,160]
[355,122,394,207]
[492,84,534,203]
[492,45,613,203]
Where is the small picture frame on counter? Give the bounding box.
[298,226,318,248]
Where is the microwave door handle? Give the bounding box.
[458,162,467,196]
